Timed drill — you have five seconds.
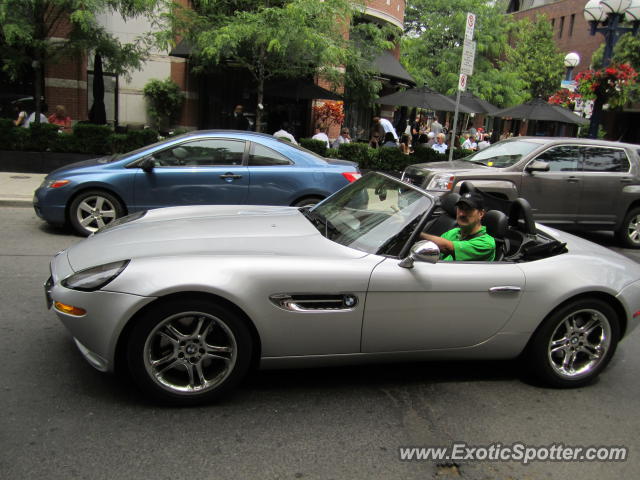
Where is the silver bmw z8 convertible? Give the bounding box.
[45,172,640,405]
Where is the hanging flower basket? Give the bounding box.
[575,63,638,109]
[548,89,582,110]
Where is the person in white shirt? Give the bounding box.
[23,103,49,128]
[331,127,351,149]
[373,116,398,141]
[431,133,448,154]
[477,134,491,151]
[312,126,330,148]
[273,124,297,144]
[462,134,478,151]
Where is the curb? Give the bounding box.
[0,198,34,208]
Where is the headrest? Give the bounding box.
[440,192,460,217]
[484,210,508,239]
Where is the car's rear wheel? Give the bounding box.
[616,206,640,249]
[293,196,323,208]
[525,299,619,388]
[127,298,252,405]
[69,190,124,236]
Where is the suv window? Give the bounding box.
[153,139,245,167]
[249,143,292,166]
[534,145,581,172]
[581,146,630,172]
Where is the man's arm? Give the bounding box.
[420,232,453,255]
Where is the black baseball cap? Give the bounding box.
[456,192,485,210]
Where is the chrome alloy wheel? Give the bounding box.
[143,311,237,394]
[547,309,612,379]
[625,213,640,246]
[75,194,117,232]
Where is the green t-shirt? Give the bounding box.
[440,226,496,261]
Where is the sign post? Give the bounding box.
[449,12,476,164]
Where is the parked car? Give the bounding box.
[402,137,640,248]
[33,130,361,236]
[45,172,640,405]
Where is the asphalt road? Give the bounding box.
[1,206,639,480]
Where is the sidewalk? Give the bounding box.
[0,171,46,207]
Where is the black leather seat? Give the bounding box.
[424,192,460,236]
[484,209,509,261]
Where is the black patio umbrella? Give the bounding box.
[448,91,499,115]
[375,86,474,113]
[88,53,107,125]
[264,80,342,101]
[492,97,588,125]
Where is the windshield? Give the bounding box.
[309,173,433,254]
[461,140,540,168]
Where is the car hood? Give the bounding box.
[65,205,367,271]
[403,160,491,187]
[48,155,115,177]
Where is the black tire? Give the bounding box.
[525,299,620,388]
[69,189,125,236]
[126,298,253,405]
[616,206,640,249]
[292,196,323,208]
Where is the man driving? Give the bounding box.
[420,192,496,261]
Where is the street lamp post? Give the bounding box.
[564,52,581,81]
[583,0,640,138]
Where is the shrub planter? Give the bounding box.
[0,150,96,174]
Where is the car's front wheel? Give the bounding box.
[525,299,620,388]
[69,189,124,236]
[293,196,323,208]
[616,206,640,249]
[126,298,253,405]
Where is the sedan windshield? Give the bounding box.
[461,140,540,168]
[308,173,433,254]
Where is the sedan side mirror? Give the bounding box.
[525,160,550,173]
[140,157,155,173]
[398,240,440,268]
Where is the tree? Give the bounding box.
[0,0,164,121]
[402,0,527,107]
[165,0,394,131]
[505,15,565,100]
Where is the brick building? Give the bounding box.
[507,0,640,142]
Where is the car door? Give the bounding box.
[519,144,582,226]
[361,259,525,352]
[577,145,631,228]
[133,138,249,209]
[245,141,301,205]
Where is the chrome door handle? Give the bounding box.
[489,286,521,294]
[620,178,633,184]
[566,176,579,183]
[220,173,243,180]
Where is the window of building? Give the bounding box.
[559,17,565,38]
[569,14,576,37]
[551,18,556,30]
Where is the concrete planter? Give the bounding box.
[0,150,96,174]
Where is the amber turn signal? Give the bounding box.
[54,302,87,316]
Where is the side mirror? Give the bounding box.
[525,160,550,173]
[140,157,155,173]
[398,240,440,268]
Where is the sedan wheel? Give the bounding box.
[69,190,124,236]
[617,207,640,249]
[526,299,619,388]
[127,299,252,405]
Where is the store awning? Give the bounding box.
[373,52,415,86]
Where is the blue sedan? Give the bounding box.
[33,130,361,236]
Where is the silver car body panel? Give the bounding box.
[48,186,640,374]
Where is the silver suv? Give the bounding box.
[402,137,640,248]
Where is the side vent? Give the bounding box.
[270,293,358,312]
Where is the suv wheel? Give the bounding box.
[616,206,640,249]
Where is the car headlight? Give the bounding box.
[426,173,455,191]
[62,260,129,292]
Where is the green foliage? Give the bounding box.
[143,78,185,131]
[72,123,113,154]
[402,0,526,107]
[337,142,374,168]
[504,15,565,100]
[299,138,328,156]
[412,146,445,163]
